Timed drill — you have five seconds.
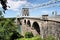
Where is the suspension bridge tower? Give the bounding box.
[22,8,29,16]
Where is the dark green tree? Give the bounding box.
[25,32,34,38]
[0,0,10,13]
[0,18,18,40]
[0,0,7,10]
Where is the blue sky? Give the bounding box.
[0,0,60,18]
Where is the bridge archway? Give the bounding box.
[27,20,31,27]
[32,22,40,34]
[24,20,26,24]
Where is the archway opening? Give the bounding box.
[20,22,22,25]
[32,22,40,34]
[17,18,22,25]
[27,20,31,27]
[24,20,26,24]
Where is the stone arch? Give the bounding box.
[17,18,22,25]
[27,20,31,27]
[32,21,40,34]
[24,20,26,24]
[19,21,22,25]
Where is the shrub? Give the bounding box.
[10,31,24,40]
[25,32,34,38]
[32,36,43,40]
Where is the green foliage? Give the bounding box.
[16,35,56,40]
[43,35,56,40]
[16,36,42,40]
[0,18,17,40]
[0,0,7,11]
[10,31,24,40]
[25,32,34,38]
[32,36,43,40]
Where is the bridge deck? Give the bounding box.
[16,16,60,22]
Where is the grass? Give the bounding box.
[16,36,43,40]
[16,35,57,40]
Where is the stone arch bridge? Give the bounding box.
[15,15,60,39]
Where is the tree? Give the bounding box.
[0,0,7,10]
[0,0,10,13]
[0,18,17,40]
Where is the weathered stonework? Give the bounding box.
[15,15,60,40]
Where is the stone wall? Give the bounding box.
[42,21,60,39]
[16,18,60,40]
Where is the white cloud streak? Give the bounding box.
[40,4,60,8]
[28,0,60,9]
[7,0,27,11]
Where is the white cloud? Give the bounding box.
[0,0,59,11]
[42,11,48,15]
[0,0,60,8]
[0,0,60,11]
[42,4,60,8]
[29,0,60,8]
[7,0,27,11]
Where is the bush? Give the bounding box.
[25,32,34,38]
[32,36,43,40]
[10,31,24,40]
